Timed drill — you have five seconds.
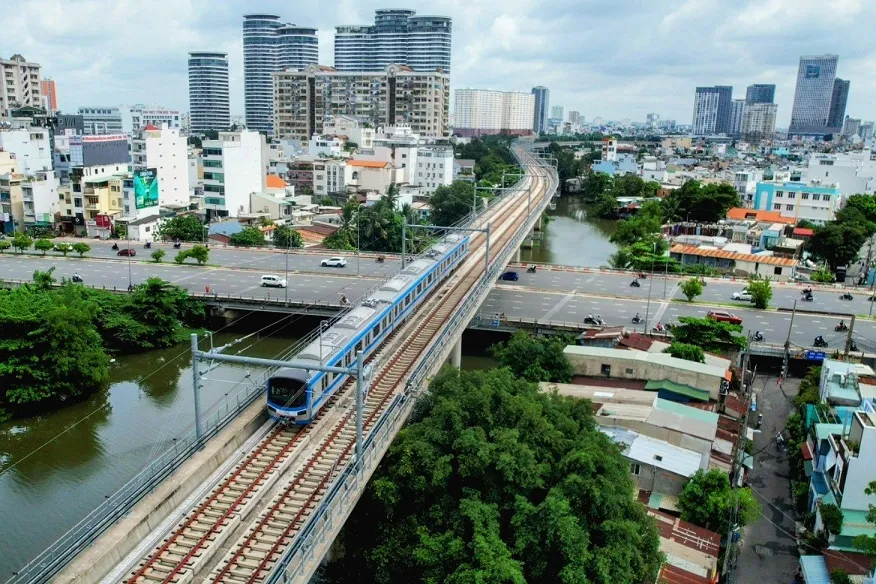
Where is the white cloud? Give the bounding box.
[3,0,874,125]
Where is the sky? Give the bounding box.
[4,0,875,126]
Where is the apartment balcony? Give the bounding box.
[85,203,100,211]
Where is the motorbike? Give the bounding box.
[111,243,119,250]
[753,332,765,342]
[802,287,812,295]
[527,265,537,273]
[173,242,182,249]
[375,255,385,263]
[835,323,849,332]
[652,325,666,333]
[144,242,152,249]
[850,340,859,352]
[630,280,641,288]
[814,336,828,348]
[840,292,854,300]
[801,294,814,302]
[638,273,647,279]
[72,274,83,283]
[584,316,605,326]
[631,315,644,324]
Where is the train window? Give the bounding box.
[374,321,381,336]
[268,376,308,408]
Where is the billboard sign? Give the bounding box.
[95,214,112,228]
[805,65,820,79]
[134,168,159,209]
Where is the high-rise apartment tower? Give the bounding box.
[188,52,231,134]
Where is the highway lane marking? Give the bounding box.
[541,290,578,322]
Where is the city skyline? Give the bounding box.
[3,0,875,125]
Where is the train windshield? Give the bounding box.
[268,377,308,409]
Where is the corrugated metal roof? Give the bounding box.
[645,379,711,402]
[564,346,729,378]
[655,398,720,426]
[670,243,798,267]
[799,555,831,584]
[627,433,704,477]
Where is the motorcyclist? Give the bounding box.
[754,331,764,341]
[587,313,594,322]
[340,295,349,305]
[655,322,664,332]
[634,312,641,322]
[73,272,82,282]
[839,320,846,330]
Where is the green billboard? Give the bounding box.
[134,168,159,209]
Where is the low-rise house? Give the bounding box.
[648,509,721,584]
[669,243,797,281]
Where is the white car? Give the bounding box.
[731,291,753,301]
[321,257,347,267]
[260,275,287,288]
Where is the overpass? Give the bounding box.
[13,144,558,584]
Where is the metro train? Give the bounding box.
[266,232,471,425]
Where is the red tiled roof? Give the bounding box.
[726,207,796,224]
[619,332,654,352]
[823,550,874,576]
[715,428,736,443]
[658,565,714,584]
[793,227,815,237]
[266,175,287,189]
[801,442,813,461]
[348,159,389,168]
[670,244,798,268]
[649,509,720,584]
[143,124,160,131]
[718,415,741,432]
[724,393,746,414]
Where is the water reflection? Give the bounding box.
[520,196,618,268]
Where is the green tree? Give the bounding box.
[325,368,662,584]
[12,232,32,254]
[678,469,760,532]
[665,342,705,363]
[747,277,773,309]
[671,316,747,352]
[809,221,868,271]
[794,366,823,407]
[229,226,266,247]
[159,215,206,242]
[679,277,704,301]
[34,238,53,255]
[607,248,634,270]
[489,332,573,382]
[188,245,209,265]
[582,172,613,200]
[174,250,189,264]
[661,180,739,223]
[430,181,477,227]
[151,249,166,263]
[32,267,57,291]
[273,225,303,249]
[0,240,10,253]
[820,503,844,535]
[831,569,854,584]
[72,242,91,258]
[852,481,876,557]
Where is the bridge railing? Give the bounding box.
[265,146,558,584]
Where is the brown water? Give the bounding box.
[519,197,618,267]
[0,330,300,578]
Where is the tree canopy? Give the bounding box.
[809,214,869,271]
[671,316,747,353]
[661,180,740,223]
[273,225,303,249]
[678,469,760,533]
[665,342,705,363]
[489,331,573,383]
[159,215,206,242]
[430,181,477,227]
[326,368,663,584]
[747,277,773,309]
[679,277,704,302]
[229,226,266,247]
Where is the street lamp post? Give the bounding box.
[284,233,289,304]
[643,242,656,331]
[126,229,132,290]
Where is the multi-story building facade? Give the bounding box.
[453,89,534,137]
[692,86,732,135]
[803,150,876,199]
[753,179,841,224]
[740,103,778,142]
[188,52,231,134]
[568,110,581,126]
[120,105,181,133]
[78,107,123,135]
[0,126,52,174]
[273,64,450,142]
[745,84,775,104]
[531,86,549,134]
[789,54,840,135]
[733,170,763,207]
[40,78,57,111]
[200,130,266,217]
[21,170,60,228]
[843,117,862,138]
[415,144,454,194]
[130,125,190,215]
[550,105,564,121]
[827,78,850,133]
[323,115,375,149]
[243,14,318,135]
[334,10,451,74]
[0,54,42,112]
[729,99,745,136]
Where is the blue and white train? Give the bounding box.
[266,233,470,425]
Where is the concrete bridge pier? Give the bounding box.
[451,337,462,368]
[513,248,521,263]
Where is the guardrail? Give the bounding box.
[265,146,558,583]
[470,313,589,331]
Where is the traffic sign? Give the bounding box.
[805,351,827,361]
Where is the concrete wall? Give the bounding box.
[632,461,689,497]
[599,419,712,455]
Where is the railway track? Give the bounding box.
[123,155,551,584]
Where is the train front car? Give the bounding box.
[266,368,310,423]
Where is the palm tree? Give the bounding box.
[382,183,400,209]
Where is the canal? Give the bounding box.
[519,196,618,268]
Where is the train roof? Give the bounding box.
[269,368,309,382]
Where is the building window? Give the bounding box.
[812,194,821,201]
[630,463,640,475]
[787,192,796,199]
[773,203,781,210]
[786,205,794,211]
[775,191,783,198]
[600,364,611,376]
[774,267,782,275]
[823,195,831,202]
[802,193,810,200]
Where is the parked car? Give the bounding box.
[500,271,519,282]
[260,274,287,288]
[117,248,136,257]
[707,310,743,325]
[731,291,753,302]
[321,256,347,267]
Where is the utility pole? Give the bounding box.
[783,300,797,378]
[844,314,856,361]
[190,334,203,445]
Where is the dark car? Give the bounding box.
[117,248,136,257]
[500,271,519,282]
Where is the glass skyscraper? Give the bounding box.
[531,86,549,134]
[745,84,775,104]
[188,52,230,134]
[243,14,318,136]
[789,54,840,135]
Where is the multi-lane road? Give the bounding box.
[1,251,874,350]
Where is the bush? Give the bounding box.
[34,238,53,255]
[665,342,705,363]
[12,232,32,253]
[72,242,91,258]
[151,249,166,263]
[679,277,703,301]
[0,240,10,253]
[821,503,844,535]
[747,277,773,309]
[229,227,265,247]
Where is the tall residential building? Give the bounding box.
[243,14,318,135]
[568,110,581,126]
[741,103,778,141]
[729,99,745,135]
[0,54,42,112]
[273,64,450,141]
[789,54,839,135]
[40,78,57,111]
[201,130,266,217]
[745,84,775,104]
[130,125,191,215]
[334,10,452,74]
[843,117,862,138]
[531,86,549,134]
[453,89,535,138]
[691,86,732,135]
[188,52,231,134]
[0,126,53,174]
[827,78,850,133]
[550,105,564,121]
[78,107,123,135]
[120,105,181,133]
